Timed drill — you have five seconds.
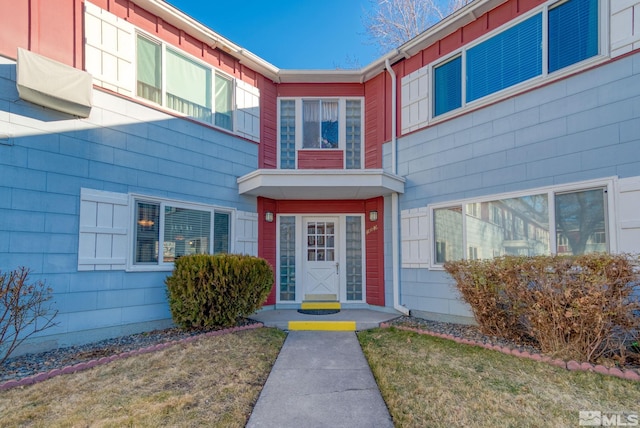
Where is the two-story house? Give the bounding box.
[1,0,638,354]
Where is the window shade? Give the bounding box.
[548,0,598,73]
[166,50,211,109]
[163,206,211,261]
[466,13,542,103]
[137,36,161,89]
[434,56,462,117]
[215,74,233,130]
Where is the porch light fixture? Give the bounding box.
[265,211,274,223]
[369,210,378,222]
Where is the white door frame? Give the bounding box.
[275,214,366,304]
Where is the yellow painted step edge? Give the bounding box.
[288,321,356,331]
[300,301,341,310]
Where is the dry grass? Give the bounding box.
[0,328,286,428]
[359,327,640,428]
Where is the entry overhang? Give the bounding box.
[237,169,405,200]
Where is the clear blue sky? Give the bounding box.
[166,0,382,70]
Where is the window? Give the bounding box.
[430,0,600,117]
[433,56,462,117]
[303,100,339,149]
[214,73,233,130]
[279,216,296,301]
[280,100,296,169]
[278,98,363,168]
[134,199,232,266]
[137,36,161,104]
[466,13,542,103]
[433,206,463,263]
[431,182,610,266]
[548,0,599,73]
[166,49,212,123]
[555,188,607,255]
[345,100,362,169]
[134,34,248,134]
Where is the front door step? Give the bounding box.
[297,300,341,315]
[304,294,337,301]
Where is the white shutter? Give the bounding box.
[235,79,261,142]
[235,211,258,256]
[610,1,640,58]
[401,66,429,135]
[401,207,430,268]
[84,2,135,95]
[617,177,640,253]
[78,188,129,271]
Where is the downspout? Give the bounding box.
[385,58,409,316]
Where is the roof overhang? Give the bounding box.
[238,169,405,200]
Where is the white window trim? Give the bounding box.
[427,177,618,270]
[133,31,240,134]
[275,214,367,304]
[277,97,365,169]
[127,194,236,272]
[427,0,610,124]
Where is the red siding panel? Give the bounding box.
[258,197,278,305]
[364,73,385,168]
[297,150,343,169]
[0,0,82,67]
[276,200,365,214]
[398,0,547,81]
[365,197,385,306]
[259,75,278,169]
[404,54,423,75]
[0,0,29,59]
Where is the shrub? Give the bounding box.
[0,267,58,364]
[165,254,273,329]
[445,254,640,363]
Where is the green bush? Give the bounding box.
[445,254,640,363]
[165,254,273,329]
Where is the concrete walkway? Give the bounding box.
[246,331,394,428]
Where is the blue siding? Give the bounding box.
[0,57,258,353]
[396,53,640,320]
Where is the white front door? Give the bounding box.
[303,217,339,300]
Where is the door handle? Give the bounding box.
[335,262,339,275]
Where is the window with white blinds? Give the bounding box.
[133,199,232,266]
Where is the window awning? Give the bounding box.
[237,169,405,200]
[16,48,93,117]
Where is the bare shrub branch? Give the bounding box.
[0,267,58,364]
[363,0,474,53]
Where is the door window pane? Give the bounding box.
[135,202,160,264]
[555,188,607,255]
[280,216,296,301]
[163,206,211,262]
[346,216,363,301]
[306,221,335,261]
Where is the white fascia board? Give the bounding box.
[237,169,405,200]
